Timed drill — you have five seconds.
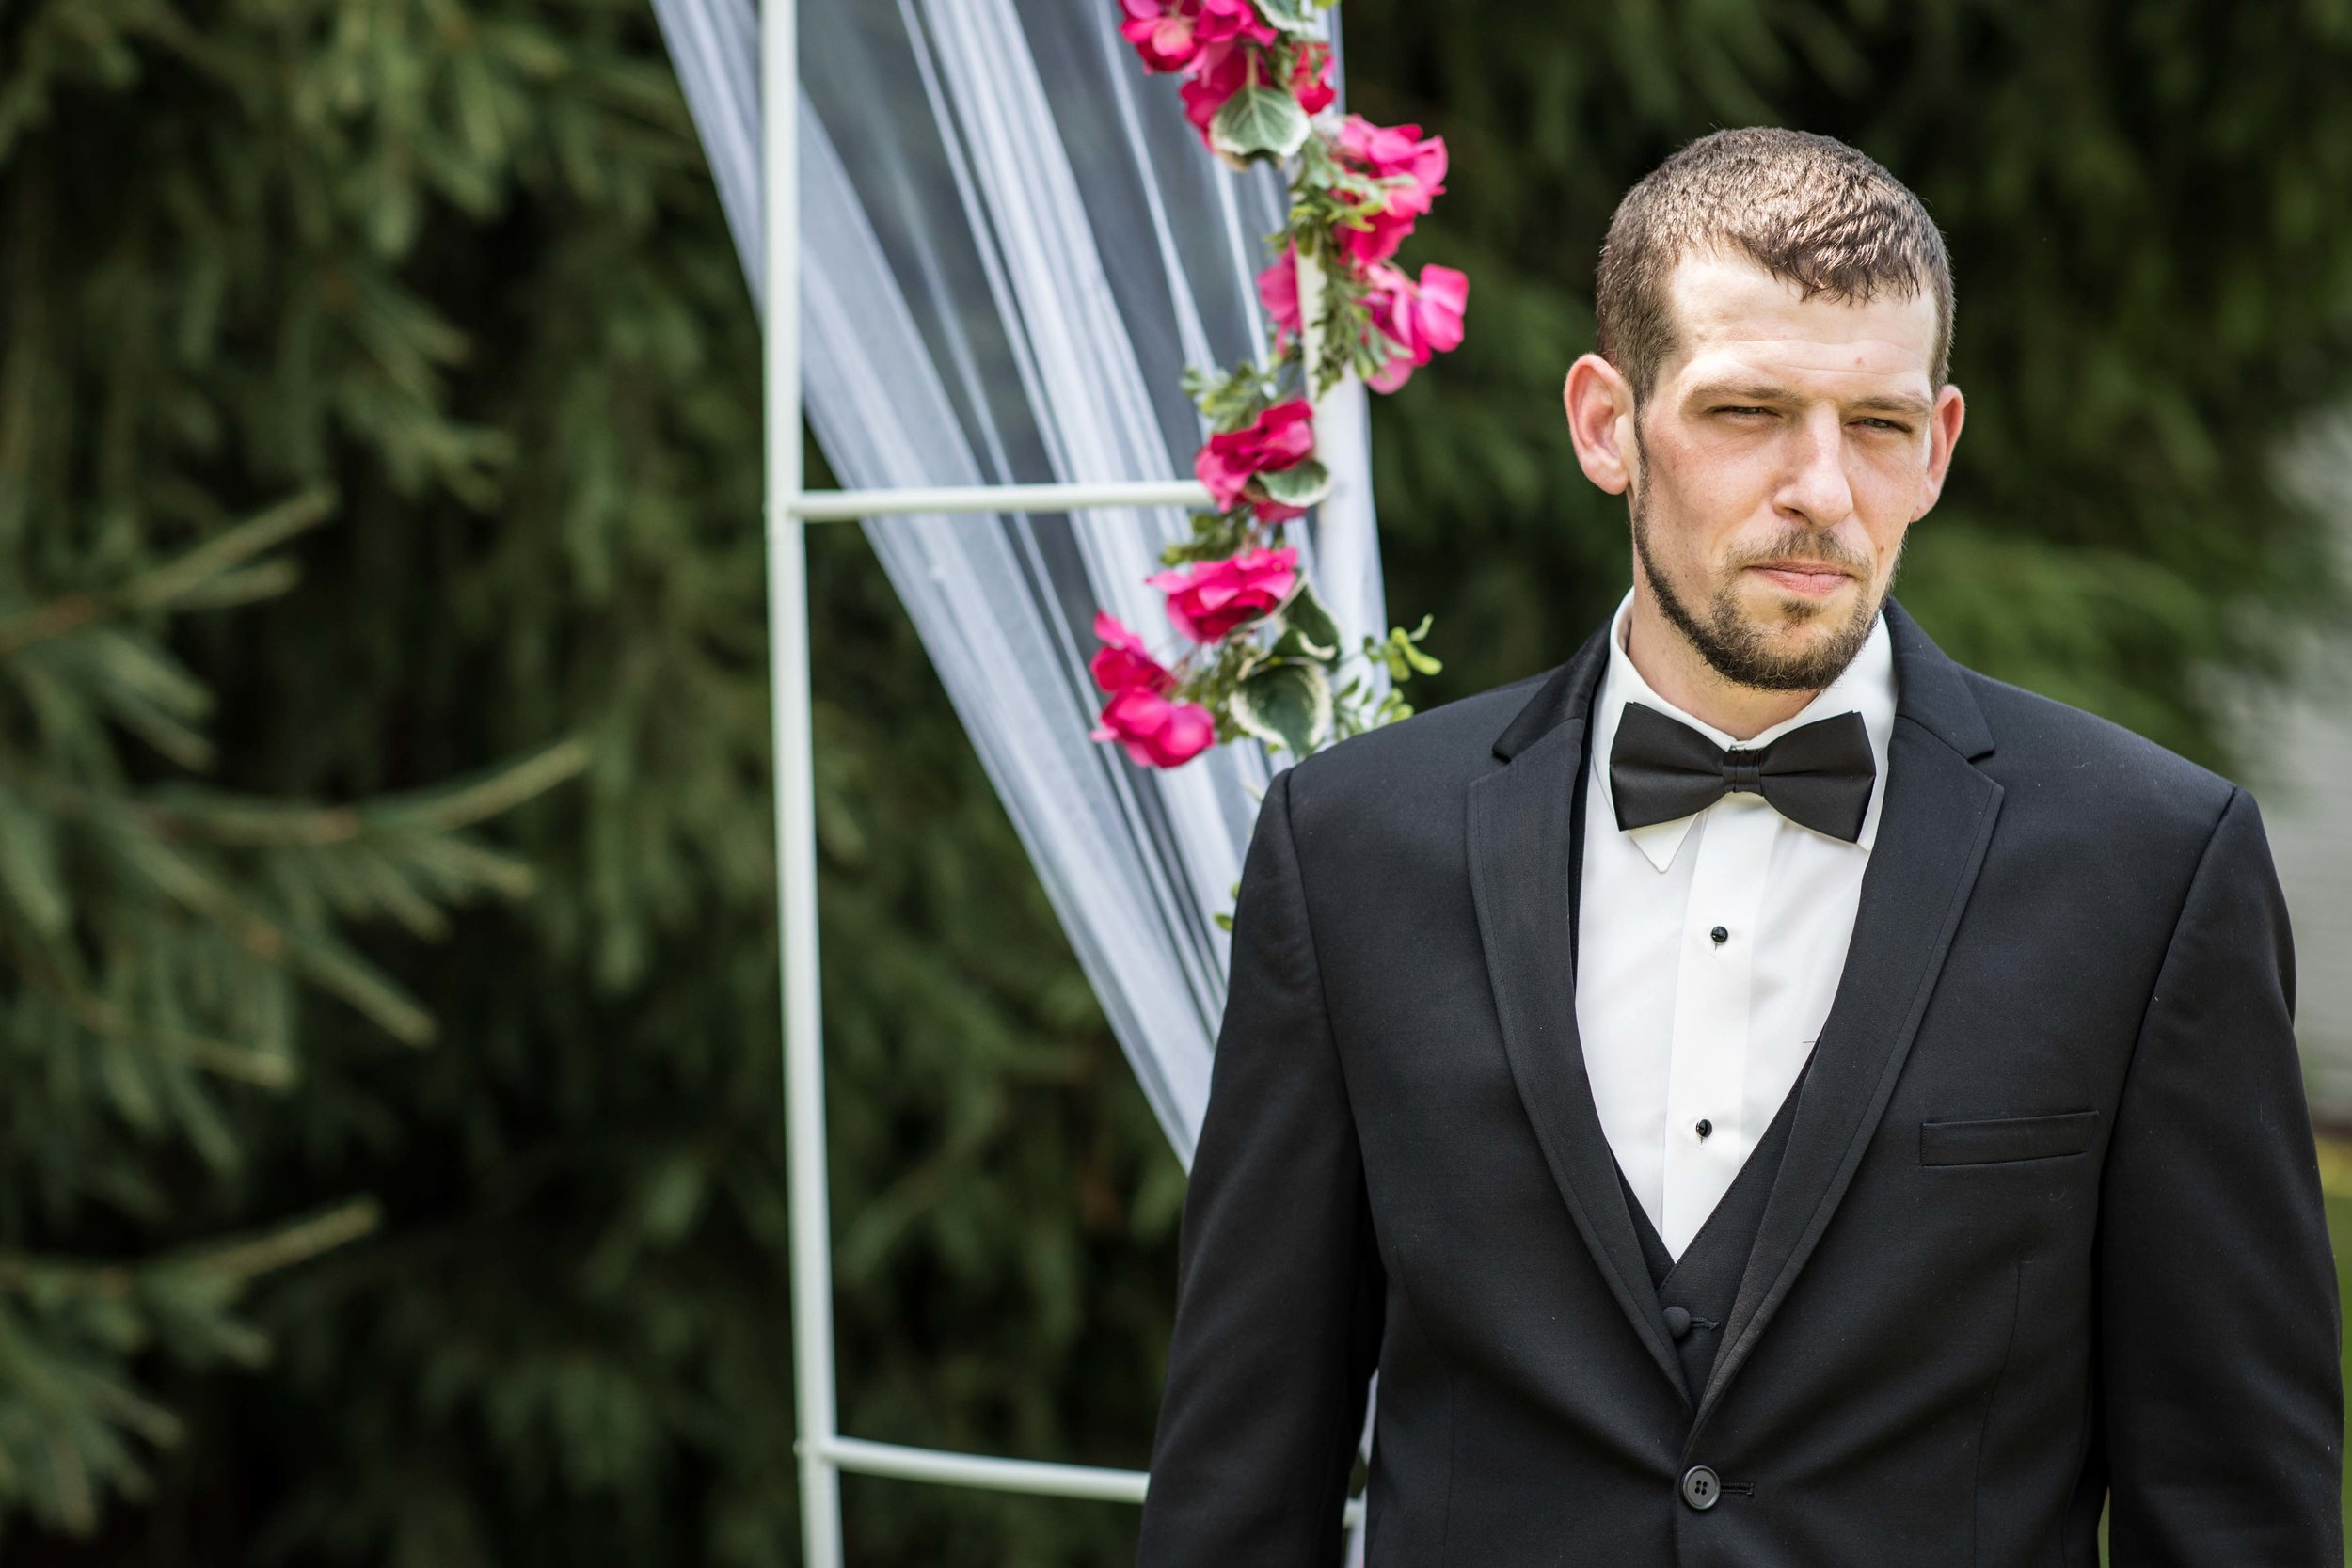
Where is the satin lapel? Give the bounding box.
[1692,707,2003,1430]
[1467,633,1689,1402]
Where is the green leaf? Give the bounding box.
[1255,457,1332,507]
[1273,577,1343,661]
[1388,621,1443,674]
[1252,0,1320,29]
[1230,661,1332,756]
[1210,85,1311,162]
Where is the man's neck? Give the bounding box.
[1624,589,1818,742]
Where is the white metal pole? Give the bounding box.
[762,0,845,1561]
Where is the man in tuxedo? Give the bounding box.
[1135,127,2343,1566]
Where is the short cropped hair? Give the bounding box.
[1595,127,1954,398]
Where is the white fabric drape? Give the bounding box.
[654,0,1389,1164]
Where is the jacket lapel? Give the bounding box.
[1467,624,1691,1402]
[1692,600,2004,1429]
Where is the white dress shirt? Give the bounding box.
[1575,589,1896,1259]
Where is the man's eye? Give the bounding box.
[1853,417,1910,433]
[1714,405,1775,418]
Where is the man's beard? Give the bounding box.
[1629,433,1891,693]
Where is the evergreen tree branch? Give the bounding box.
[129,736,591,847]
[0,1198,381,1298]
[0,488,333,658]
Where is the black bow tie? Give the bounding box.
[1608,701,1876,843]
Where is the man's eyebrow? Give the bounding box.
[1686,381,1932,418]
[1687,380,1796,405]
[1845,392,1934,418]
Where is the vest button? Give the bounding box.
[1663,1305,1693,1339]
[1680,1465,1722,1511]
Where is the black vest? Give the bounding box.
[1616,1062,1808,1400]
[1569,700,1812,1403]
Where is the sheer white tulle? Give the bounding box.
[652,0,1389,1166]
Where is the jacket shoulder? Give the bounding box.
[1961,669,2241,852]
[1279,666,1552,822]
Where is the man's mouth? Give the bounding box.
[1744,562,1854,598]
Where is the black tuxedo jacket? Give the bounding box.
[1135,600,2343,1567]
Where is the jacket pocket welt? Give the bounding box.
[1919,1110,2101,1166]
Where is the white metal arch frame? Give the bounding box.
[758,4,1363,1563]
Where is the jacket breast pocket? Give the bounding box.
[1918,1109,2101,1166]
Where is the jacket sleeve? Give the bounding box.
[1136,765,1385,1568]
[2100,786,2344,1565]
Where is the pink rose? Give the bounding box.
[1335,116,1448,265]
[1091,687,1217,768]
[1089,610,1176,694]
[1119,0,1276,73]
[1193,398,1315,513]
[1364,262,1470,392]
[1256,242,1302,341]
[1146,546,1300,642]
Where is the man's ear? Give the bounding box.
[1914,383,1966,517]
[1565,353,1637,496]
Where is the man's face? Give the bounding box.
[1610,252,1962,691]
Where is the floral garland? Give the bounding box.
[1089,0,1465,770]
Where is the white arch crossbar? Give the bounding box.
[810,1434,1368,1528]
[790,479,1216,520]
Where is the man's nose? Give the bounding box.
[1777,413,1855,527]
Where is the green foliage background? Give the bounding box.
[0,0,2344,1564]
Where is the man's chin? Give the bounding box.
[1698,578,1879,691]
[1734,624,1838,670]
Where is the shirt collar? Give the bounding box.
[1588,587,1898,872]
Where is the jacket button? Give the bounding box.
[1680,1465,1721,1511]
[1663,1305,1693,1339]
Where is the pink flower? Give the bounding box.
[1256,242,1302,341]
[1089,610,1176,694]
[1335,116,1448,265]
[1178,40,1254,149]
[1193,399,1315,513]
[1147,546,1300,642]
[1119,0,1276,73]
[1091,687,1218,768]
[1338,206,1417,267]
[1120,0,1201,72]
[1289,40,1335,114]
[1124,1,1279,158]
[1364,262,1470,392]
[1338,115,1449,199]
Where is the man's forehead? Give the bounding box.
[1660,251,1939,387]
